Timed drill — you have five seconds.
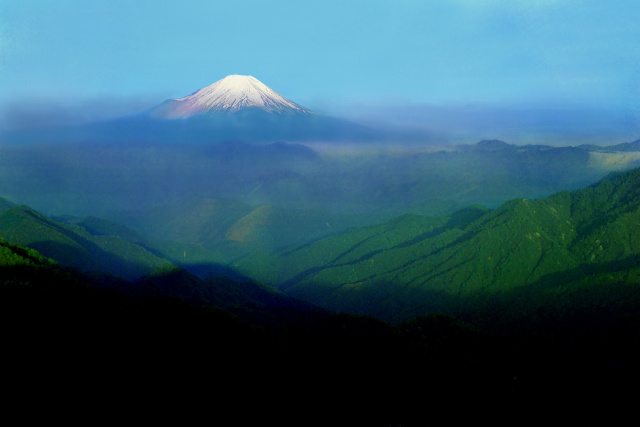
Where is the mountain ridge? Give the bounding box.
[0,204,173,280]
[232,166,640,324]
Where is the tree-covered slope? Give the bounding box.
[234,167,640,324]
[0,205,173,279]
[0,238,56,268]
[112,196,372,265]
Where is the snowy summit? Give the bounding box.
[151,75,313,119]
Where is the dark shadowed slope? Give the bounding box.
[1,236,630,424]
[2,237,637,424]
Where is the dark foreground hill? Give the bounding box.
[2,238,634,424]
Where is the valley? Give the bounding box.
[4,154,640,331]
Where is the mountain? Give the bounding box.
[232,166,640,328]
[0,75,375,145]
[582,138,640,153]
[149,75,312,118]
[0,225,324,331]
[0,205,173,279]
[140,74,374,142]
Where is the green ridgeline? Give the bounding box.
[233,167,640,327]
[0,204,173,280]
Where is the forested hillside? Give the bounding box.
[233,167,640,329]
[0,203,173,279]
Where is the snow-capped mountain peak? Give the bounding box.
[151,75,313,119]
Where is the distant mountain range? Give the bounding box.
[4,138,639,219]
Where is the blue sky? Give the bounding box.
[1,0,639,141]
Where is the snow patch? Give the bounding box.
[153,75,313,118]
